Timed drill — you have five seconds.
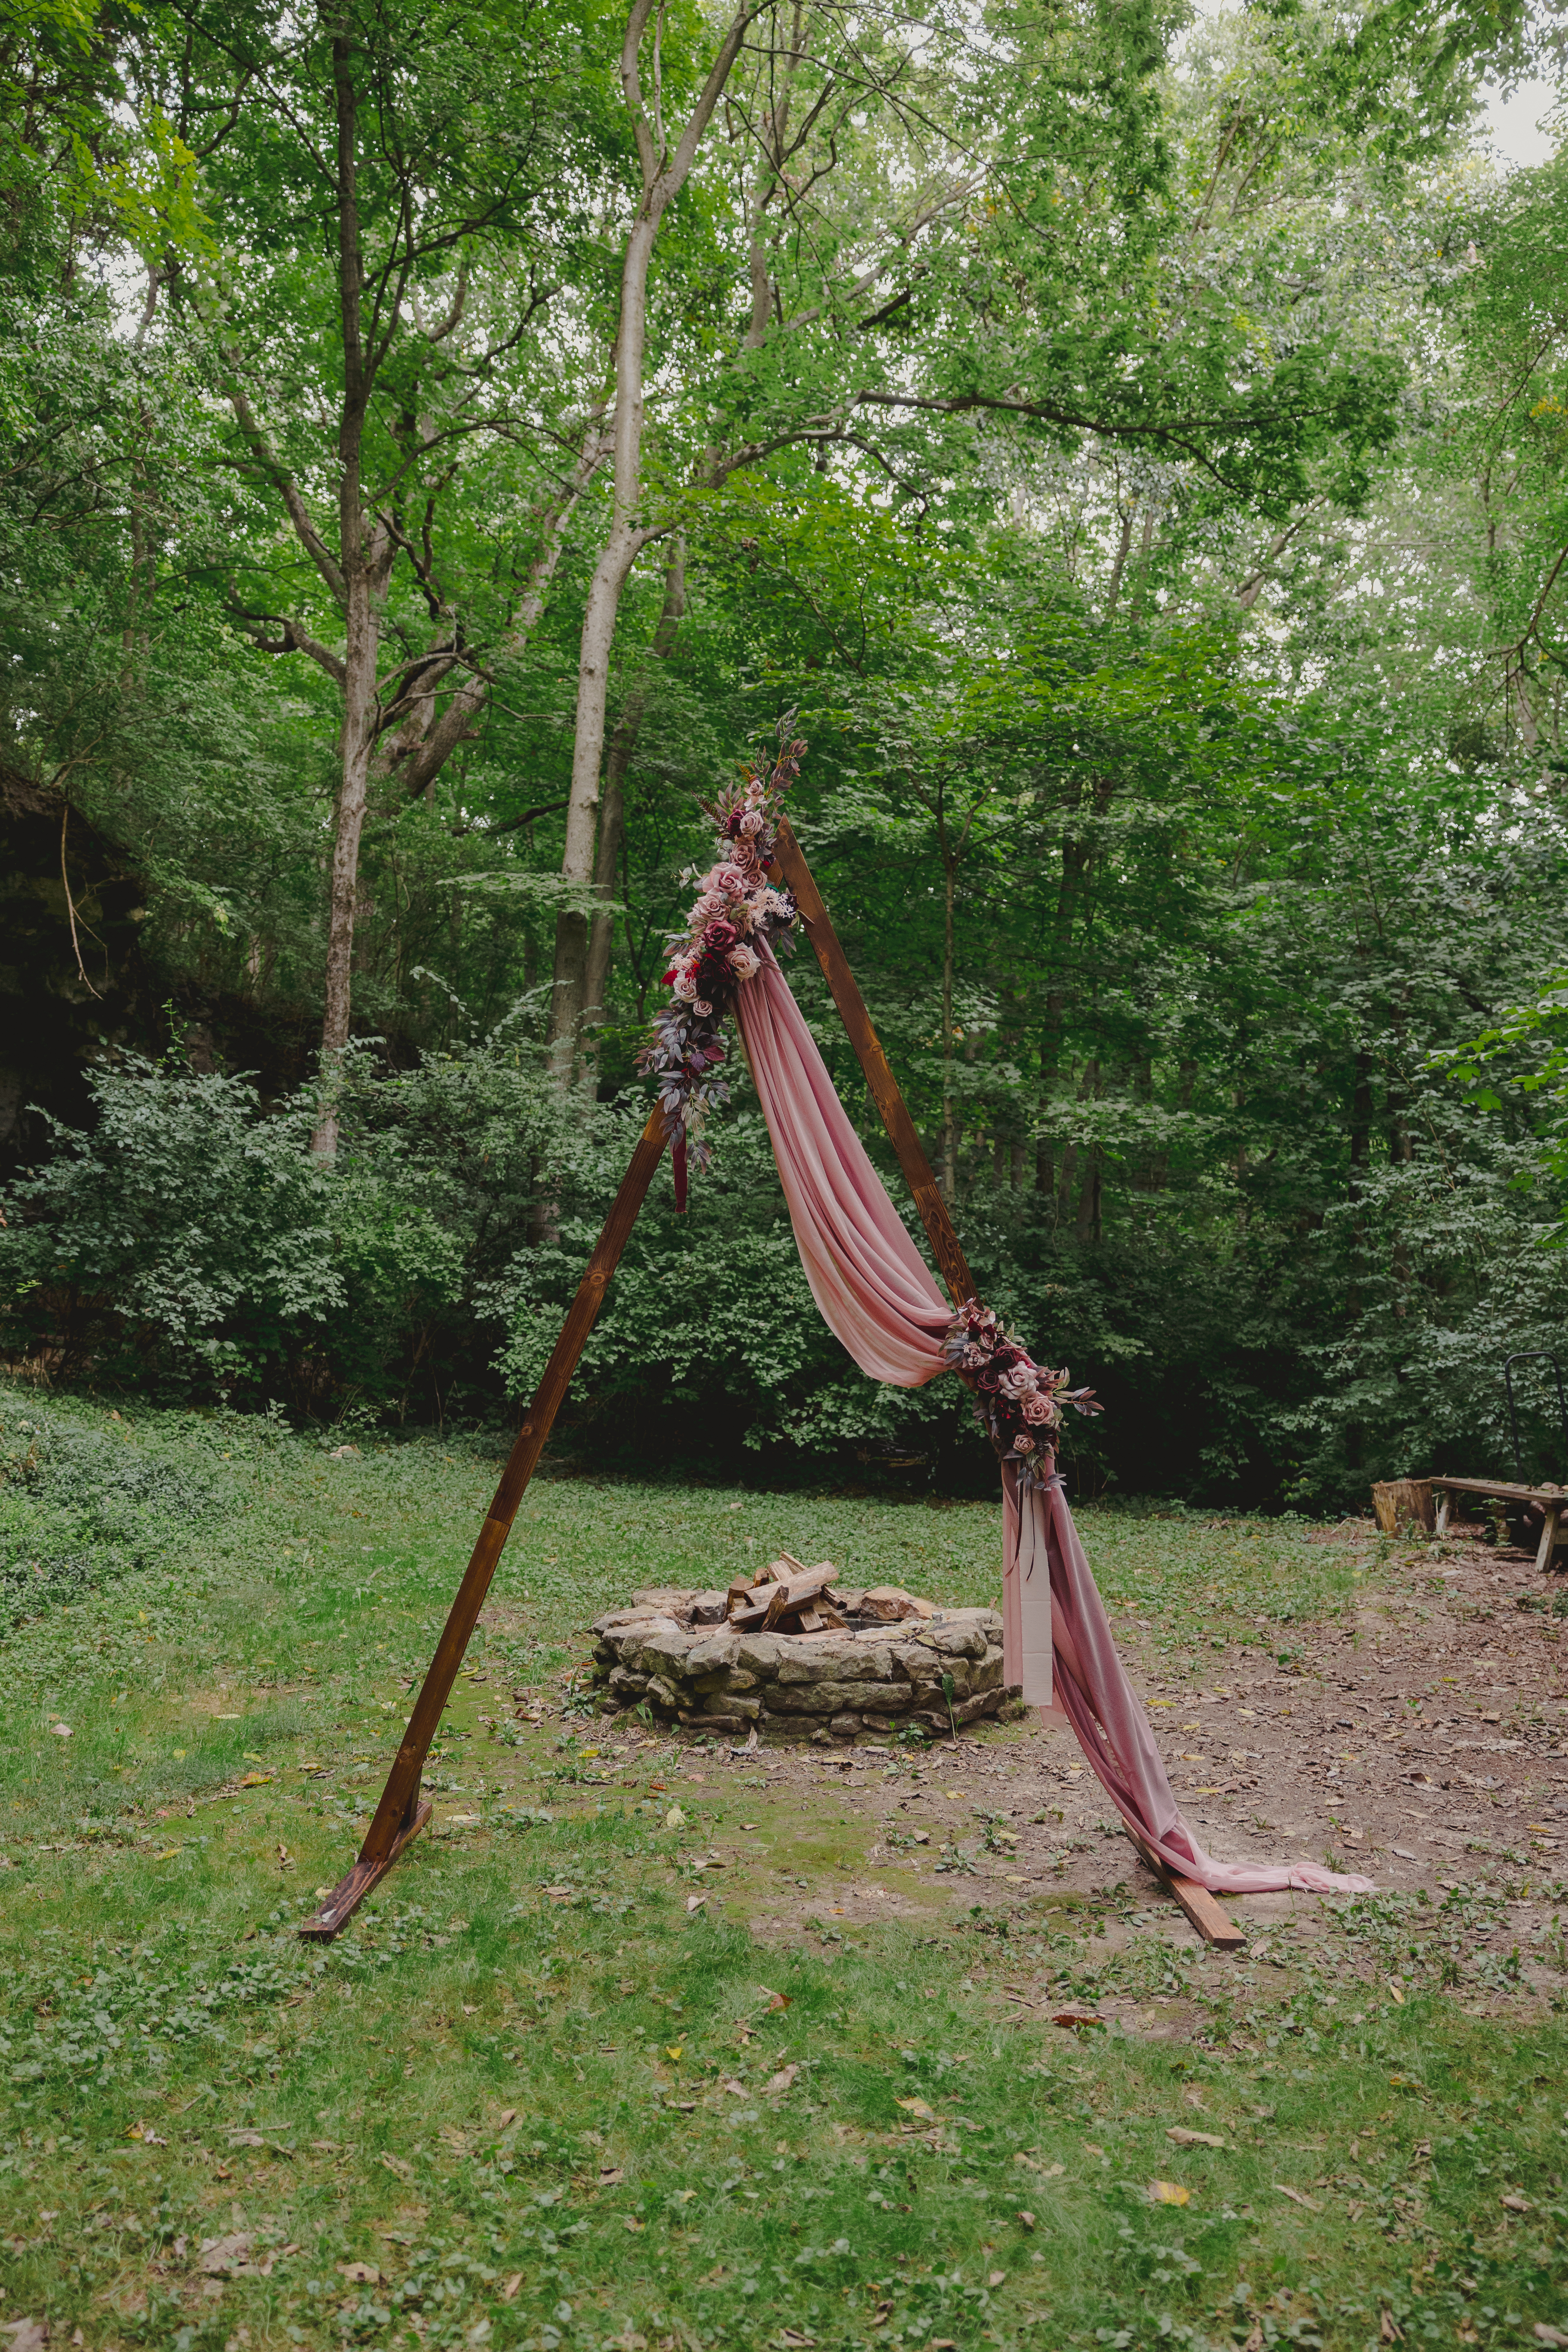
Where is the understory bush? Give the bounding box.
[3,1039,1568,1510]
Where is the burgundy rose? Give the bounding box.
[704,919,740,954]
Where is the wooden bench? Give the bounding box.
[1372,1475,1568,1573]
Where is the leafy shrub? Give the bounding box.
[0,1056,343,1393]
[0,1397,225,1623]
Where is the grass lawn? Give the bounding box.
[2,1394,1566,2352]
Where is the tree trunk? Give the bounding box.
[582,537,686,1071]
[544,0,754,1079]
[1074,1148,1102,1243]
[312,33,386,1159]
[940,813,957,1199]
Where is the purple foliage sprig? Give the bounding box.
[943,1297,1101,1491]
[635,729,806,1204]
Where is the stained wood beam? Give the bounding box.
[1124,1824,1247,1951]
[300,1103,673,1940]
[769,816,974,1310]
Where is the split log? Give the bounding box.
[730,1561,840,1629]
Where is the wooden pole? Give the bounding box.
[769,817,974,1310]
[772,819,1243,1953]
[299,1103,673,1941]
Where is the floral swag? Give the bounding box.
[638,735,1098,1481]
[635,732,804,1209]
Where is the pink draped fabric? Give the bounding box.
[735,954,1374,1898]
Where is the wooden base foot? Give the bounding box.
[1125,1826,1247,1950]
[298,1800,432,1942]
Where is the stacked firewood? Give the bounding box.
[725,1555,935,1636]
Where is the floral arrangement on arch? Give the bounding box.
[943,1298,1100,1491]
[636,730,805,1206]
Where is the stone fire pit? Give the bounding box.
[588,1581,1017,1742]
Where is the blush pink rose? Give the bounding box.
[1019,1390,1054,1425]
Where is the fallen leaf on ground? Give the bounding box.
[239,1772,273,1787]
[1016,2210,1035,2229]
[895,2097,936,2121]
[1380,2315,1405,2344]
[1052,2012,1106,2031]
[1531,2327,1568,2348]
[665,1806,686,1828]
[764,2064,799,2095]
[1148,2181,1190,2206]
[686,1894,706,1914]
[1274,2184,1320,2211]
[199,2233,254,2275]
[1,2322,48,2351]
[496,2109,517,2128]
[1167,2127,1225,2148]
[503,2274,523,2301]
[338,2262,380,2285]
[1501,2193,1532,2213]
[1387,1980,1405,2005]
[987,2270,1006,2287]
[625,2217,645,2233]
[379,2153,414,2181]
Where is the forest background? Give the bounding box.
[1,0,1566,1510]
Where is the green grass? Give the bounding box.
[2,1394,1565,2352]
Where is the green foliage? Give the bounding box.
[1,0,1564,1507]
[0,1395,227,1624]
[1,1412,1566,2352]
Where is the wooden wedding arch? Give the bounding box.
[300,821,1237,1948]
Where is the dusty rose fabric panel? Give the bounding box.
[735,957,952,1387]
[1000,1466,1055,1711]
[735,954,1374,1897]
[1021,1465,1375,1895]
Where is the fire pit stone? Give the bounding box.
[588,1579,1016,1740]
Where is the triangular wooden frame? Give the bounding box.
[300,821,1240,1950]
[299,819,969,1939]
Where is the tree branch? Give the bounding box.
[221,361,348,607]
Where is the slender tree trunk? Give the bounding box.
[1034,834,1087,1191]
[1105,496,1136,616]
[544,0,754,1078]
[312,33,390,1159]
[582,538,686,1069]
[1074,1148,1102,1243]
[940,809,957,1199]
